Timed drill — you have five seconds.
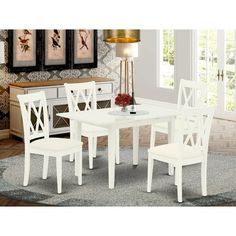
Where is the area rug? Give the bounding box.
[0,147,236,206]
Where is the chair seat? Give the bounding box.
[148,143,203,160]
[82,123,108,137]
[30,138,82,155]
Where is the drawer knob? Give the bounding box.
[98,88,102,92]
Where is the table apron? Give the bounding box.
[104,116,176,130]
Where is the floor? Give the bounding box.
[0,138,47,206]
[0,117,236,206]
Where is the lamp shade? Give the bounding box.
[103,30,140,43]
[116,43,138,58]
[0,41,5,64]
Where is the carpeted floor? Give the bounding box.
[0,147,236,206]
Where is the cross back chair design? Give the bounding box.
[177,79,207,110]
[64,81,119,169]
[147,107,214,202]
[18,91,83,194]
[150,79,208,148]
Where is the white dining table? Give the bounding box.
[57,104,178,189]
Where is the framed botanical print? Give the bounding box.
[42,29,70,70]
[71,29,97,69]
[8,30,41,72]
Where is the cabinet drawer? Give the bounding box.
[59,83,113,97]
[27,87,57,99]
[96,83,112,95]
[58,87,67,98]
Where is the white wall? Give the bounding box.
[134,30,159,100]
[134,30,194,104]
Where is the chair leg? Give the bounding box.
[201,160,207,196]
[93,137,97,158]
[115,130,120,165]
[75,150,82,185]
[176,165,182,203]
[147,156,154,192]
[42,155,49,179]
[69,122,75,162]
[75,152,78,177]
[88,137,93,169]
[23,151,30,186]
[69,154,74,162]
[150,126,155,148]
[56,156,62,194]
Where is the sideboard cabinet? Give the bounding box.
[10,77,114,138]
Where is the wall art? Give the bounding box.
[71,29,97,69]
[8,30,41,72]
[42,29,70,70]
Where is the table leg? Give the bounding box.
[108,127,116,189]
[133,126,139,165]
[168,117,175,176]
[115,129,120,165]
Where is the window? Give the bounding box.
[197,30,236,111]
[197,30,217,107]
[158,30,174,89]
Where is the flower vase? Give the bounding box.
[121,106,128,112]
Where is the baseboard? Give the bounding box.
[0,129,10,140]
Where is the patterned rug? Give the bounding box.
[0,147,236,206]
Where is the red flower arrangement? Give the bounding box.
[115,93,132,107]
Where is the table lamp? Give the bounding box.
[116,43,138,113]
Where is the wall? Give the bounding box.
[0,30,120,130]
[135,30,193,103]
[134,30,159,100]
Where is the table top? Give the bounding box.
[57,104,178,129]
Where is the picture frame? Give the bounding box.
[42,30,70,70]
[8,30,41,73]
[71,29,97,69]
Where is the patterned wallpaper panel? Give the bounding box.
[0,30,120,130]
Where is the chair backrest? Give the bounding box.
[17,91,49,143]
[177,79,207,110]
[64,81,97,112]
[179,107,214,155]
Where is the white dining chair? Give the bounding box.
[147,107,214,202]
[150,79,207,147]
[64,81,119,169]
[18,91,83,194]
